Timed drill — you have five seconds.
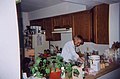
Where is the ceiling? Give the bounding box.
[21,0,63,12]
[21,0,120,12]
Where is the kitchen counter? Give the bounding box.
[85,63,120,79]
[64,63,120,79]
[28,63,120,79]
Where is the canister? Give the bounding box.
[89,55,100,71]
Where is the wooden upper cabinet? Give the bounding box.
[53,16,63,28]
[30,20,39,26]
[43,18,53,41]
[43,18,61,41]
[53,14,73,28]
[92,4,109,44]
[61,14,73,28]
[30,20,36,26]
[29,4,109,43]
[73,10,92,42]
[30,18,61,41]
[30,19,45,30]
[38,19,45,30]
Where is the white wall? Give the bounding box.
[79,42,109,55]
[50,33,72,48]
[28,2,86,20]
[0,0,20,79]
[22,12,30,30]
[119,3,120,42]
[109,3,120,47]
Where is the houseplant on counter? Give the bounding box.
[30,57,50,79]
[111,41,120,62]
[30,55,65,79]
[48,56,81,79]
[49,56,63,79]
[30,55,81,79]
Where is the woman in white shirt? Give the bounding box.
[61,35,84,62]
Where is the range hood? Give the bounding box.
[52,28,72,33]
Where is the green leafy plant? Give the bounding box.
[30,55,80,78]
[49,56,64,72]
[64,62,73,78]
[30,56,64,78]
[73,69,80,77]
[30,57,50,78]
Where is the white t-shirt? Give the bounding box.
[61,41,79,62]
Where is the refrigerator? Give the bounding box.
[32,33,49,57]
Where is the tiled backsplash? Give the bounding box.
[50,33,109,55]
[79,42,109,55]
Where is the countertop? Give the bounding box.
[85,63,120,79]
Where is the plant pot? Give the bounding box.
[49,71,61,79]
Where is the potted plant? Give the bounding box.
[30,55,64,79]
[49,56,63,79]
[30,55,81,79]
[30,57,50,78]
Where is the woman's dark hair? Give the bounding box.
[73,35,84,45]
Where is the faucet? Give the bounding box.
[50,44,58,54]
[50,44,55,48]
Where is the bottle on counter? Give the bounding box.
[82,63,85,79]
[84,47,90,68]
[61,67,65,79]
[100,59,105,69]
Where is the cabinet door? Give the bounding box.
[43,18,53,41]
[61,14,73,28]
[30,20,39,26]
[44,18,61,41]
[93,4,109,44]
[53,16,63,28]
[38,19,45,30]
[30,19,45,30]
[73,10,92,42]
[53,14,73,28]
